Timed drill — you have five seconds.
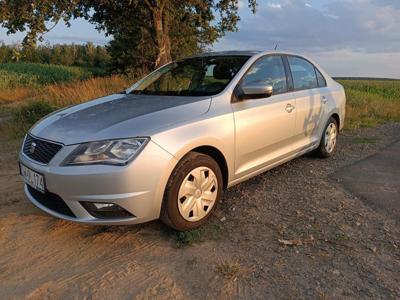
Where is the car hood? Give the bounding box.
[30,93,211,145]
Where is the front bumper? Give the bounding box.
[20,140,177,225]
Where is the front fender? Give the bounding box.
[151,112,235,183]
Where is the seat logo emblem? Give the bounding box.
[30,142,37,154]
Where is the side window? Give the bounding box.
[288,56,318,90]
[242,55,287,94]
[315,67,327,87]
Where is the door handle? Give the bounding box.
[285,104,295,113]
[321,96,327,104]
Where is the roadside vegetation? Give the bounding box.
[338,79,400,128]
[0,73,130,105]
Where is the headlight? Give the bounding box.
[63,138,149,166]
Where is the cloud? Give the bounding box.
[313,49,400,78]
[44,34,109,45]
[267,3,282,9]
[237,0,246,9]
[217,0,400,53]
[214,0,400,77]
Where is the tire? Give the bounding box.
[313,117,338,158]
[160,152,223,231]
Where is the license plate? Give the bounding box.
[20,164,46,193]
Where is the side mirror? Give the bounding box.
[238,83,273,100]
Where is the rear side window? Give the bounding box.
[288,56,318,90]
[242,55,287,94]
[315,67,327,87]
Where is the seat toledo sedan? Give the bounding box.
[20,51,345,231]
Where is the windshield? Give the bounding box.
[129,55,250,96]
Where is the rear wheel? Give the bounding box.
[161,152,223,231]
[314,117,338,158]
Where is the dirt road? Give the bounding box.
[1,123,399,299]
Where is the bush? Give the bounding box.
[11,101,59,137]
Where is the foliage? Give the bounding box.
[0,62,106,89]
[0,0,258,71]
[10,101,59,137]
[0,69,38,90]
[0,43,111,68]
[339,79,400,128]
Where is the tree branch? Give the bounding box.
[143,0,155,12]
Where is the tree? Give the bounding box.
[11,47,21,62]
[0,0,257,69]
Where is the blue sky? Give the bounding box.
[1,0,399,78]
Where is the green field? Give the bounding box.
[338,79,400,128]
[0,62,106,89]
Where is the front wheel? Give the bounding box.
[313,117,338,158]
[160,152,223,231]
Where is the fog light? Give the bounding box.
[81,202,134,219]
[93,203,115,209]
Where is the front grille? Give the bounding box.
[23,134,63,164]
[27,185,75,218]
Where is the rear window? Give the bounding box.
[315,67,327,87]
[288,56,318,90]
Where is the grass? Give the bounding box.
[0,74,132,139]
[216,260,242,281]
[0,75,131,106]
[9,101,59,137]
[0,62,106,89]
[166,219,223,248]
[353,137,380,144]
[338,79,400,128]
[171,229,205,248]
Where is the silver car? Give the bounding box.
[19,51,345,231]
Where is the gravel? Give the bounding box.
[215,122,400,299]
[0,122,399,299]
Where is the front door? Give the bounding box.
[232,55,296,179]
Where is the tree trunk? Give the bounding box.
[152,7,172,68]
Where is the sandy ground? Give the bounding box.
[0,123,399,299]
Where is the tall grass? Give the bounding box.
[0,75,132,107]
[10,101,59,137]
[338,80,400,128]
[0,75,134,138]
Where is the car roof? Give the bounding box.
[192,50,309,58]
[192,50,262,57]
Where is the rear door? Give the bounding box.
[286,56,324,149]
[232,55,296,179]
